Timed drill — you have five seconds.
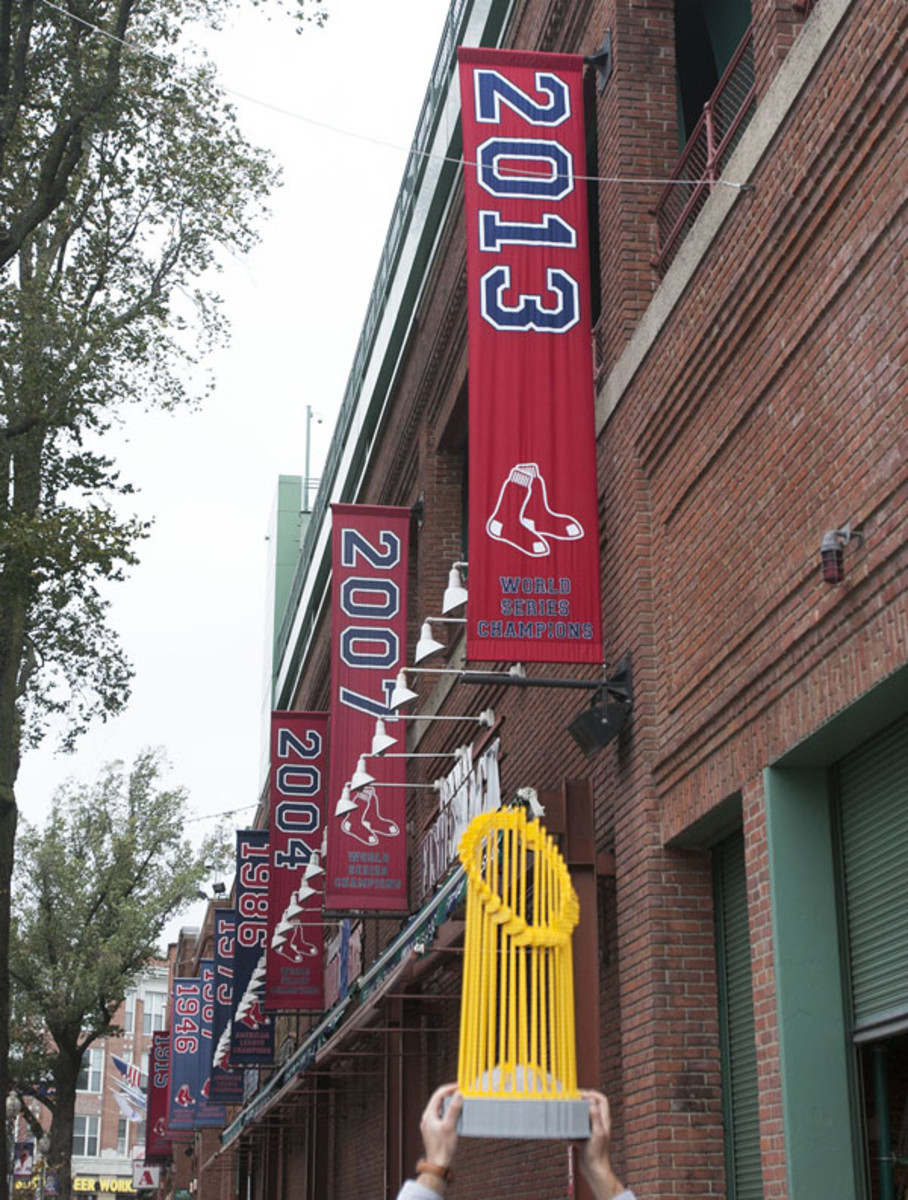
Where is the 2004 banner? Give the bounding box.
[458,47,602,664]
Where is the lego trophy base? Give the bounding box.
[455,1096,591,1140]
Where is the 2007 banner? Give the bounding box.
[458,47,602,664]
[325,504,410,912]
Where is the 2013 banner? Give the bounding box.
[267,711,327,1010]
[458,47,602,664]
[325,504,410,912]
[230,830,275,1064]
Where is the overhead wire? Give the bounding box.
[35,0,751,191]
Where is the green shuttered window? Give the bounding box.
[714,831,764,1200]
[839,713,908,1035]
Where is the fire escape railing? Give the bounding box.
[653,26,757,274]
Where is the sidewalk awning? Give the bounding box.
[218,864,466,1151]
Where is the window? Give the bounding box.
[124,989,136,1034]
[117,1118,128,1156]
[76,1047,103,1093]
[674,0,752,144]
[142,991,167,1036]
[72,1116,99,1158]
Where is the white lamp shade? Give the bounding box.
[372,719,398,755]
[295,881,317,903]
[442,567,468,613]
[335,784,358,816]
[390,671,419,710]
[415,622,446,662]
[350,755,375,790]
[303,855,324,880]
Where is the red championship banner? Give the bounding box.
[458,47,602,663]
[267,711,328,1010]
[325,504,410,911]
[145,1032,172,1161]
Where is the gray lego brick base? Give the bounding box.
[456,1096,591,1140]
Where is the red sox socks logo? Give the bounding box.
[340,785,400,847]
[175,1084,194,1107]
[486,462,583,556]
[274,923,319,963]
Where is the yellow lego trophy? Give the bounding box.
[455,803,590,1138]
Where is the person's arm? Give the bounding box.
[580,1090,633,1200]
[397,1083,463,1200]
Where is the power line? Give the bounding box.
[34,0,750,192]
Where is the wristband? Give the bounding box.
[416,1160,454,1184]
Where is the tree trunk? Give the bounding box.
[0,590,24,1200]
[47,1049,80,1200]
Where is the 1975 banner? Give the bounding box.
[325,504,410,912]
[458,47,602,663]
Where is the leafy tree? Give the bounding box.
[0,0,325,1191]
[9,750,226,1200]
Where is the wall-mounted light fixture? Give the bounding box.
[414,616,466,663]
[442,562,469,613]
[820,523,863,585]
[350,748,466,790]
[567,657,633,757]
[371,710,495,754]
[334,778,440,817]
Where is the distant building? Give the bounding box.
[70,962,169,1195]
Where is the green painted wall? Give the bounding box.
[765,765,860,1200]
[270,475,304,675]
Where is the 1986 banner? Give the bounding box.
[325,505,410,912]
[458,47,602,663]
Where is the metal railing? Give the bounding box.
[653,27,756,274]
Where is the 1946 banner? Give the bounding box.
[325,504,410,912]
[458,47,602,663]
[267,711,327,1009]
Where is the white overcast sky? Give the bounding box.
[16,0,453,936]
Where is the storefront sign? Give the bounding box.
[267,711,327,1010]
[72,1178,135,1194]
[132,1165,160,1190]
[325,505,410,911]
[420,740,501,899]
[458,47,602,664]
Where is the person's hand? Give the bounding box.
[420,1082,463,1168]
[579,1090,625,1199]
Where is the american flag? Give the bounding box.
[110,1054,145,1090]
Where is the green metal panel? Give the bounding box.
[838,713,908,1033]
[714,832,764,1200]
[765,765,860,1200]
